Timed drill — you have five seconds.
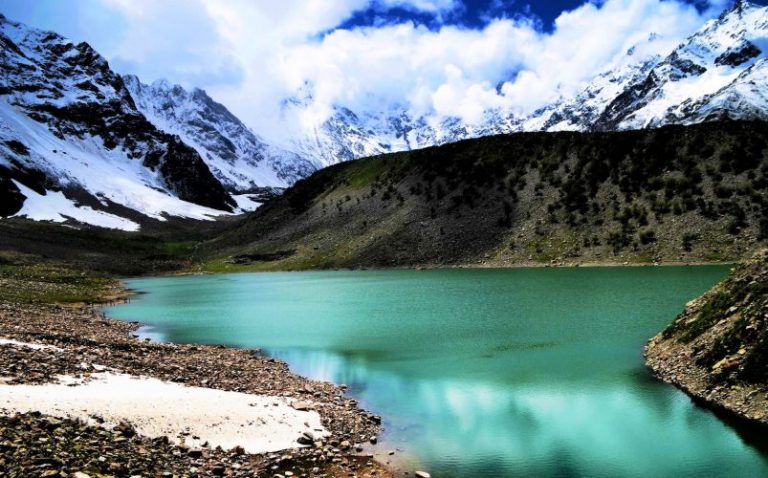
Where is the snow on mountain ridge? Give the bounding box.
[4,1,768,231]
[0,13,236,229]
[273,1,768,167]
[123,75,316,193]
[597,0,768,129]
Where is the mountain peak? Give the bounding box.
[0,13,237,228]
[723,0,761,20]
[123,74,315,193]
[150,78,174,91]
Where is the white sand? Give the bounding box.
[0,373,327,453]
[0,337,63,351]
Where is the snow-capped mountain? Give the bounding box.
[277,0,768,167]
[275,38,666,167]
[0,13,236,230]
[596,0,768,129]
[123,76,315,192]
[521,35,666,132]
[278,86,406,166]
[3,1,768,231]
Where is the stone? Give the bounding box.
[291,401,311,411]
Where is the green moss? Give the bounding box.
[678,291,731,343]
[0,259,115,304]
[163,241,197,257]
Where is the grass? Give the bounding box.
[163,241,197,257]
[342,155,401,189]
[0,253,118,304]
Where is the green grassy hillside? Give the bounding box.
[199,121,768,271]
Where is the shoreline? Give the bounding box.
[645,336,768,429]
[0,258,747,477]
[171,258,736,278]
[0,291,396,477]
[644,250,768,433]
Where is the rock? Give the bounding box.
[415,472,431,478]
[369,436,377,445]
[73,473,91,478]
[187,448,203,458]
[211,464,225,476]
[291,401,311,411]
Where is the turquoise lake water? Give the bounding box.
[105,266,768,477]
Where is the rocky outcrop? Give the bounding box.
[0,172,23,217]
[645,249,768,425]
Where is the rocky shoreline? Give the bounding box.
[645,250,768,428]
[0,296,395,478]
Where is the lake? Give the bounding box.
[105,266,768,477]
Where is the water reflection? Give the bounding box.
[270,347,768,478]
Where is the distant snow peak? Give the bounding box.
[122,75,316,193]
[272,0,768,165]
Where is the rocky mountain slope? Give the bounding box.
[123,75,315,193]
[199,121,768,271]
[0,13,236,231]
[277,1,768,168]
[646,249,768,426]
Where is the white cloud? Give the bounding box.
[96,0,242,87]
[85,0,733,142]
[379,0,461,13]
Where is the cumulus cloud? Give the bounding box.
[82,0,733,142]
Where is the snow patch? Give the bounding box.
[0,338,63,351]
[0,372,329,454]
[11,180,140,232]
[231,194,262,213]
[0,99,231,224]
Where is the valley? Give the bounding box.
[2,2,768,478]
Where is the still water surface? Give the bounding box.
[106,266,768,477]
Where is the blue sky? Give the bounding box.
[0,0,748,140]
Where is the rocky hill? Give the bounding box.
[199,120,768,271]
[646,249,768,425]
